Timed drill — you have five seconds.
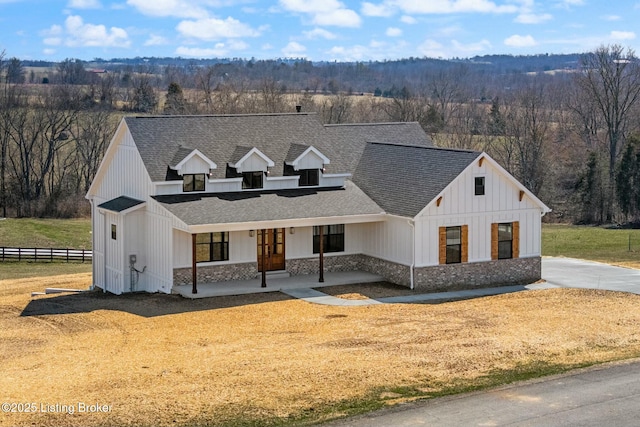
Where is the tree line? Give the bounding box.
[1,45,639,224]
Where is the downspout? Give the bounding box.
[89,199,95,291]
[408,219,415,290]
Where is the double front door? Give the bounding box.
[257,228,285,271]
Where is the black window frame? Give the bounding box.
[298,169,319,186]
[313,224,345,253]
[242,171,264,189]
[111,224,117,240]
[497,223,513,259]
[183,173,206,192]
[474,176,485,196]
[445,226,461,264]
[195,232,230,263]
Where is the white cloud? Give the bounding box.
[603,15,621,21]
[42,15,130,48]
[282,41,306,56]
[326,44,370,61]
[391,0,518,14]
[43,48,57,55]
[559,0,584,6]
[386,27,402,37]
[303,28,337,40]
[451,39,492,53]
[176,39,249,57]
[610,31,636,40]
[504,34,537,47]
[417,39,445,58]
[144,34,169,46]
[278,0,361,27]
[515,13,552,24]
[177,17,262,40]
[400,15,417,24]
[312,9,361,27]
[67,0,101,9]
[127,0,209,19]
[361,2,394,17]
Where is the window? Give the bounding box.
[439,225,468,265]
[183,174,205,192]
[111,224,117,240]
[445,226,461,264]
[313,224,345,253]
[242,171,263,189]
[298,169,319,186]
[497,223,513,259]
[195,232,229,263]
[491,222,519,260]
[475,176,485,196]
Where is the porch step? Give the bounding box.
[265,270,291,280]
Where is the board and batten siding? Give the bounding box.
[414,157,544,267]
[360,216,413,266]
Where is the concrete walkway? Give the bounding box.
[172,271,385,299]
[542,256,640,294]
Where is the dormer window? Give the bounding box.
[298,169,319,186]
[183,174,206,192]
[242,171,263,189]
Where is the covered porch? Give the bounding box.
[172,270,384,299]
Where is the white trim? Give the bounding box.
[286,145,330,170]
[229,147,275,172]
[187,213,386,234]
[171,149,217,172]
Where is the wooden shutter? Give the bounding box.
[461,225,468,263]
[512,221,520,259]
[439,226,447,265]
[491,223,498,260]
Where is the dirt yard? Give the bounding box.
[3,274,640,427]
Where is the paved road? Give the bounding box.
[542,257,640,294]
[324,360,640,427]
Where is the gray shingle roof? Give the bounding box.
[153,181,383,225]
[126,113,342,181]
[353,142,481,217]
[324,122,432,173]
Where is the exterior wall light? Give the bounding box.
[290,227,295,235]
[249,230,255,237]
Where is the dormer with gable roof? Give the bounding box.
[169,147,217,193]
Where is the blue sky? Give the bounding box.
[1,0,639,62]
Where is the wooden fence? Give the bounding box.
[0,247,92,263]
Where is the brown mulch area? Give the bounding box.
[3,273,640,427]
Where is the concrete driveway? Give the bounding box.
[542,257,640,294]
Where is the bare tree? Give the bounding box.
[574,45,640,220]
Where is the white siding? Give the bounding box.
[103,211,124,294]
[180,156,211,175]
[239,152,269,172]
[264,176,299,190]
[173,229,256,269]
[360,216,413,265]
[92,209,106,290]
[295,151,324,170]
[415,158,544,267]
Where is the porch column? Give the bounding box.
[191,233,197,294]
[261,229,267,288]
[318,225,324,283]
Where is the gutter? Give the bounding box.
[408,219,415,290]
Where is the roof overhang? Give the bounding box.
[170,148,217,172]
[97,196,146,215]
[229,147,275,172]
[285,145,330,170]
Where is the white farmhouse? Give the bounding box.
[86,113,550,295]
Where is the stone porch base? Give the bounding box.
[174,254,541,292]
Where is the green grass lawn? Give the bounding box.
[0,218,92,280]
[0,218,92,248]
[542,223,640,264]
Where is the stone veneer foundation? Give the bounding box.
[173,255,541,292]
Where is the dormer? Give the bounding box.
[285,144,330,187]
[228,146,275,189]
[170,147,217,192]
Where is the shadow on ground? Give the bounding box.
[20,290,293,318]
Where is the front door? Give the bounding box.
[257,228,285,271]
